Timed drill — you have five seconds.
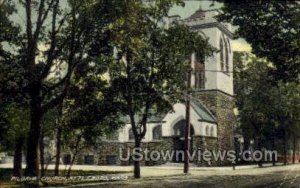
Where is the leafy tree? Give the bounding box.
[275,82,300,164]
[233,52,278,166]
[285,83,300,164]
[0,0,29,177]
[0,0,25,108]
[217,0,300,82]
[8,0,69,177]
[220,0,300,166]
[60,70,124,178]
[0,0,121,177]
[109,0,214,178]
[234,52,300,166]
[1,103,30,177]
[0,0,19,59]
[48,0,128,177]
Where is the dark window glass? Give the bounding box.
[220,38,224,71]
[227,38,231,53]
[195,62,205,89]
[224,38,229,72]
[129,128,134,141]
[106,155,117,165]
[206,126,210,136]
[153,125,161,140]
[63,154,71,165]
[84,155,94,165]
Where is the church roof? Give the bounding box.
[185,8,234,39]
[120,112,165,124]
[190,98,216,123]
[121,98,216,124]
[188,9,206,20]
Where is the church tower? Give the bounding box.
[185,9,236,155]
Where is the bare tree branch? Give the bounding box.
[25,0,33,42]
[33,0,46,41]
[40,0,56,27]
[40,0,60,80]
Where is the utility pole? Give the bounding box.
[184,55,192,174]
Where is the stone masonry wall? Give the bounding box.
[70,135,219,166]
[97,138,173,166]
[61,147,99,165]
[194,90,236,165]
[98,142,123,165]
[192,136,218,166]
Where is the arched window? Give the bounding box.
[210,127,214,137]
[219,38,224,71]
[227,38,231,53]
[205,126,209,136]
[173,120,194,137]
[224,38,229,72]
[153,125,161,140]
[128,128,134,141]
[195,62,205,89]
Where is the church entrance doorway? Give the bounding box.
[172,119,194,162]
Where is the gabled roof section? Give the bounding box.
[188,9,205,20]
[190,97,217,124]
[185,8,234,39]
[120,98,216,125]
[120,113,165,124]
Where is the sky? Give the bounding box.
[169,0,252,52]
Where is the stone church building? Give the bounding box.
[63,9,236,166]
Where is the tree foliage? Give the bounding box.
[234,52,276,144]
[217,0,300,82]
[234,52,300,163]
[0,0,127,177]
[0,103,29,150]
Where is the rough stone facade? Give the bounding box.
[61,147,99,165]
[194,90,236,164]
[94,135,219,167]
[97,138,173,166]
[97,142,123,165]
[192,136,218,166]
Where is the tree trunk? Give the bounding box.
[133,139,141,178]
[54,126,62,176]
[256,137,263,168]
[292,136,296,164]
[13,137,24,178]
[25,92,42,177]
[66,135,82,178]
[66,153,77,178]
[40,130,45,177]
[271,134,276,166]
[55,104,63,176]
[184,62,191,174]
[283,127,288,165]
